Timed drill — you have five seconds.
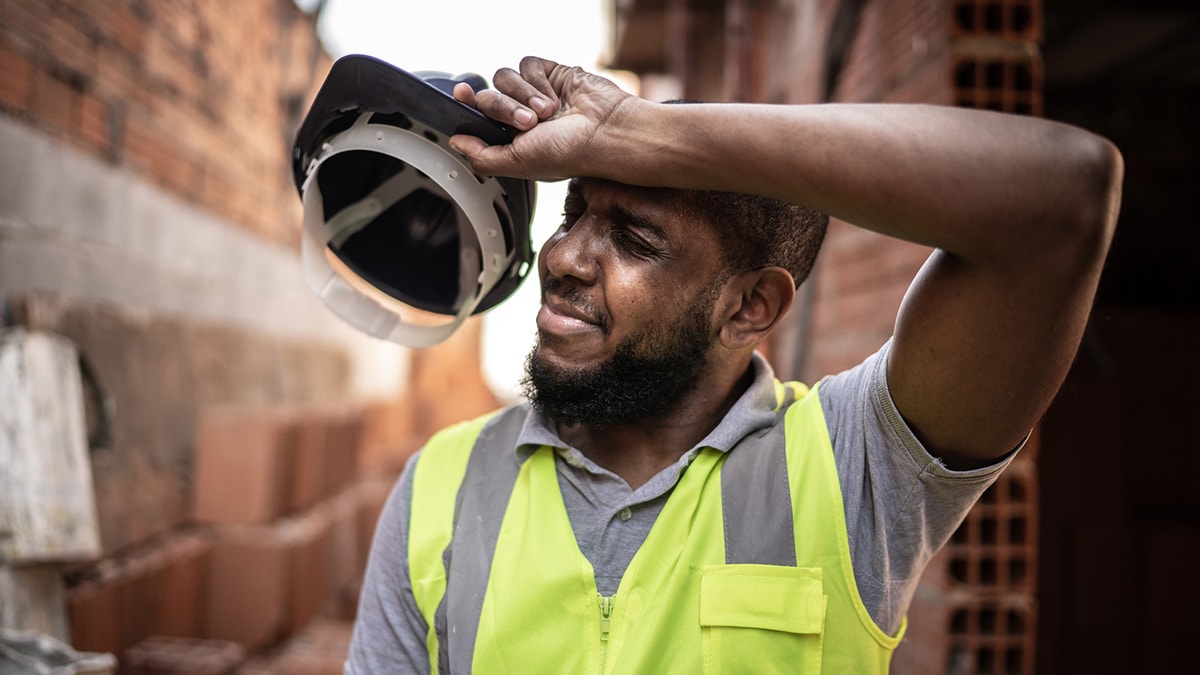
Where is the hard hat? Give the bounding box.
[291,54,536,348]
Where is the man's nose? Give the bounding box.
[540,218,601,285]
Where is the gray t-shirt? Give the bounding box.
[345,342,1016,673]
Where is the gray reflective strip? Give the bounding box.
[720,412,797,566]
[434,406,529,675]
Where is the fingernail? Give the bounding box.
[529,96,548,114]
[514,108,536,126]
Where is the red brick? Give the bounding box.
[0,0,50,46]
[204,525,290,650]
[358,399,418,477]
[284,507,333,635]
[144,26,203,103]
[125,635,244,675]
[118,551,168,655]
[0,41,33,112]
[30,69,76,134]
[324,408,364,495]
[322,489,361,620]
[68,579,121,655]
[93,43,137,100]
[68,544,174,658]
[46,14,98,83]
[192,408,296,525]
[78,92,111,153]
[154,532,213,639]
[288,412,330,512]
[105,2,148,55]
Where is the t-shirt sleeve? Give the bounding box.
[818,340,1021,635]
[344,451,431,675]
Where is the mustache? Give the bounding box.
[542,277,608,332]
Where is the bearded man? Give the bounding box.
[345,57,1122,674]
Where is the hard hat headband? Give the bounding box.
[301,112,512,348]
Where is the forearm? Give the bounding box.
[597,99,1122,264]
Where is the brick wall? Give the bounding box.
[1,5,505,666]
[0,0,326,246]
[789,0,947,381]
[634,1,1048,671]
[835,0,951,104]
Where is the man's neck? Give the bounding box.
[555,362,755,489]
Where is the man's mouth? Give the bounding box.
[537,288,606,337]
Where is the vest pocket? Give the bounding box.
[698,565,827,674]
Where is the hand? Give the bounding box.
[449,57,635,181]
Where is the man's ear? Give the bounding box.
[717,267,796,349]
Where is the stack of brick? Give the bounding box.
[66,531,212,661]
[191,405,368,651]
[64,402,404,673]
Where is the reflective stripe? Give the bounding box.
[720,414,797,566]
[435,406,528,675]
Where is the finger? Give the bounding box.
[472,89,538,131]
[452,82,477,108]
[494,61,558,121]
[518,56,561,118]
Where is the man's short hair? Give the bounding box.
[658,100,828,287]
[669,189,829,288]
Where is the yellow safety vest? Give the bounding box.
[408,383,904,674]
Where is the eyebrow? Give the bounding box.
[565,178,670,243]
[610,204,667,243]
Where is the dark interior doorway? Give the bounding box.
[1038,1,1200,672]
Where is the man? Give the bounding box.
[346,57,1122,673]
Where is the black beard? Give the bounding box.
[521,294,716,427]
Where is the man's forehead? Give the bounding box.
[565,178,686,222]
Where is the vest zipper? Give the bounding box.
[598,593,615,673]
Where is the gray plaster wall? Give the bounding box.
[0,116,407,398]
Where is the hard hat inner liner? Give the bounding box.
[318,150,478,314]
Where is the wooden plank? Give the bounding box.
[0,328,101,563]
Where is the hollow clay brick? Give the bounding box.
[322,489,361,620]
[154,532,213,638]
[192,408,296,526]
[68,579,121,655]
[203,525,290,650]
[283,507,333,635]
[287,412,329,513]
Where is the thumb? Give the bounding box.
[449,133,488,159]
[450,134,525,178]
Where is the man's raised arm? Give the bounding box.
[451,57,1123,468]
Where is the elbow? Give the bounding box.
[1065,131,1123,258]
[1029,128,1123,273]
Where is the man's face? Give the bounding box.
[523,179,729,425]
